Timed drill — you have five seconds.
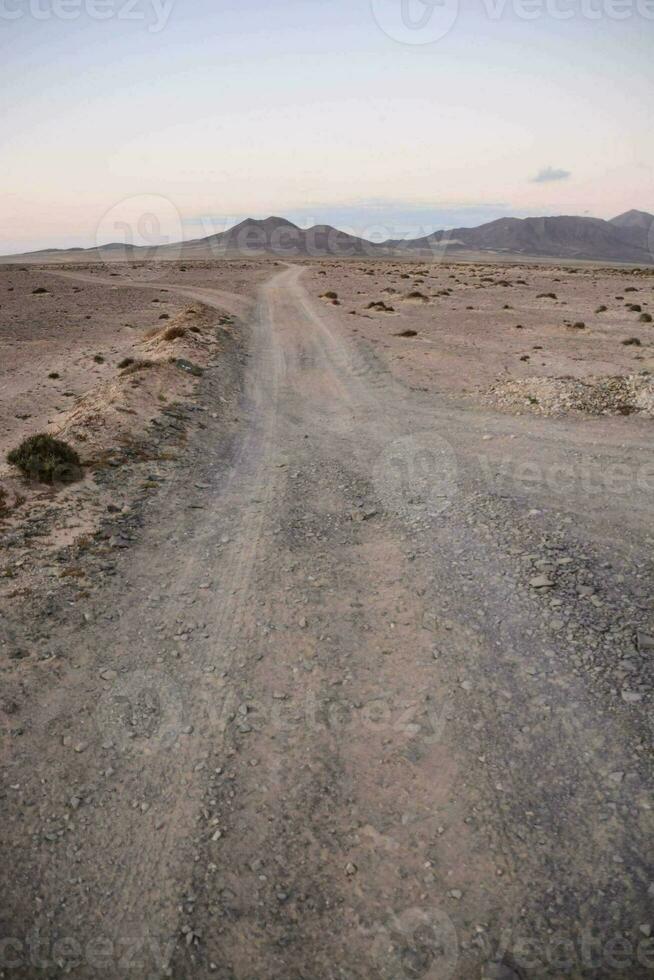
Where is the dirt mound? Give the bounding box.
[402,290,430,303]
[489,373,654,417]
[56,305,221,457]
[56,360,193,457]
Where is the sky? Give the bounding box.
[1,0,653,253]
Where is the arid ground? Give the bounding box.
[1,257,653,979]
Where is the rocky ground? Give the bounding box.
[0,258,652,979]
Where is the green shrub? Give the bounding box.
[639,313,652,323]
[7,433,82,484]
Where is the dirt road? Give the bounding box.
[2,265,653,979]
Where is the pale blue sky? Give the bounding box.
[1,0,652,252]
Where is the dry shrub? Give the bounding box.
[7,433,82,484]
[161,325,187,341]
[120,359,156,376]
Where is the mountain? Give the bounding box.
[609,209,654,251]
[183,217,377,256]
[3,211,654,264]
[610,208,654,230]
[389,214,654,263]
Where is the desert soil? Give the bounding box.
[0,258,653,979]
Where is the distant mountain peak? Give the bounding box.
[3,209,654,263]
[610,209,654,228]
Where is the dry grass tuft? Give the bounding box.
[7,433,82,484]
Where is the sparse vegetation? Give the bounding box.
[161,325,187,341]
[639,312,652,323]
[366,301,394,312]
[32,287,49,295]
[120,358,155,376]
[7,433,82,484]
[595,305,607,313]
[622,337,641,346]
[117,357,135,370]
[93,354,105,364]
[537,292,557,299]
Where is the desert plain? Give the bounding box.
[0,255,653,978]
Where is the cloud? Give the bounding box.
[531,166,571,184]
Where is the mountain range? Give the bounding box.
[4,210,653,265]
